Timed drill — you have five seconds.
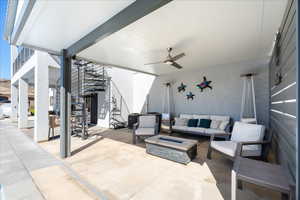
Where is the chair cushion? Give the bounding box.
[179,114,193,119]
[187,119,199,127]
[231,122,265,142]
[210,120,222,129]
[211,141,262,157]
[162,113,170,120]
[211,141,236,157]
[139,115,156,128]
[199,119,211,128]
[135,128,155,136]
[174,117,188,126]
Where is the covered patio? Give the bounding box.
[3,0,299,199]
[2,119,281,200]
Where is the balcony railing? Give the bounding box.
[13,47,35,75]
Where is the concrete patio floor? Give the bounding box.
[1,119,281,200]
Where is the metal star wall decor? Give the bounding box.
[186,92,195,100]
[177,82,187,93]
[196,76,212,92]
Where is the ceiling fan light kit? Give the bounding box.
[165,60,173,65]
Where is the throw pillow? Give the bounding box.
[210,120,222,129]
[187,119,199,127]
[199,119,212,128]
[175,118,188,126]
[219,121,229,130]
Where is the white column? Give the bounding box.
[34,52,49,142]
[10,45,18,77]
[231,169,237,200]
[18,79,28,128]
[10,45,19,122]
[11,84,18,121]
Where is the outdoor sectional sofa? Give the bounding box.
[170,114,233,138]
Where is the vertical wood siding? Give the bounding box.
[269,0,296,179]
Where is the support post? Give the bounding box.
[34,52,49,142]
[10,84,18,122]
[18,78,28,128]
[60,49,71,158]
[10,45,18,122]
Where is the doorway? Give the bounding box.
[89,93,98,125]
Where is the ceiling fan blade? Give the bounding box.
[144,61,164,65]
[171,53,185,61]
[171,61,183,69]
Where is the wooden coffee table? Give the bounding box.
[145,135,197,164]
[232,157,294,200]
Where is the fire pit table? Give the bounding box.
[145,135,198,164]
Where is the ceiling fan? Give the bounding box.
[144,47,185,69]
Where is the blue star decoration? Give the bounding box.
[177,82,186,92]
[186,92,195,100]
[196,76,212,92]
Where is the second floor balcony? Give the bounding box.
[12,47,35,76]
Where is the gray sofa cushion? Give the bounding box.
[172,126,188,132]
[172,126,226,135]
[204,128,226,135]
[174,117,188,126]
[210,115,230,121]
[179,114,193,119]
[210,120,222,129]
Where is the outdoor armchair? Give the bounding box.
[207,122,271,160]
[133,115,159,144]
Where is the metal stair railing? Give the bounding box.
[109,80,131,129]
[70,59,108,139]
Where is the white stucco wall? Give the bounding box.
[96,67,155,127]
[97,67,134,127]
[132,73,155,113]
[108,67,134,113]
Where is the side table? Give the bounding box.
[232,157,294,200]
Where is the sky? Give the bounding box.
[0,0,10,80]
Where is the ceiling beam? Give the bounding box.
[11,0,36,45]
[66,0,173,57]
[21,44,158,76]
[76,56,158,76]
[22,43,61,56]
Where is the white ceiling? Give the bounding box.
[18,0,135,50]
[18,0,287,75]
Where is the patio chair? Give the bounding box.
[48,115,59,140]
[207,122,271,160]
[133,115,159,144]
